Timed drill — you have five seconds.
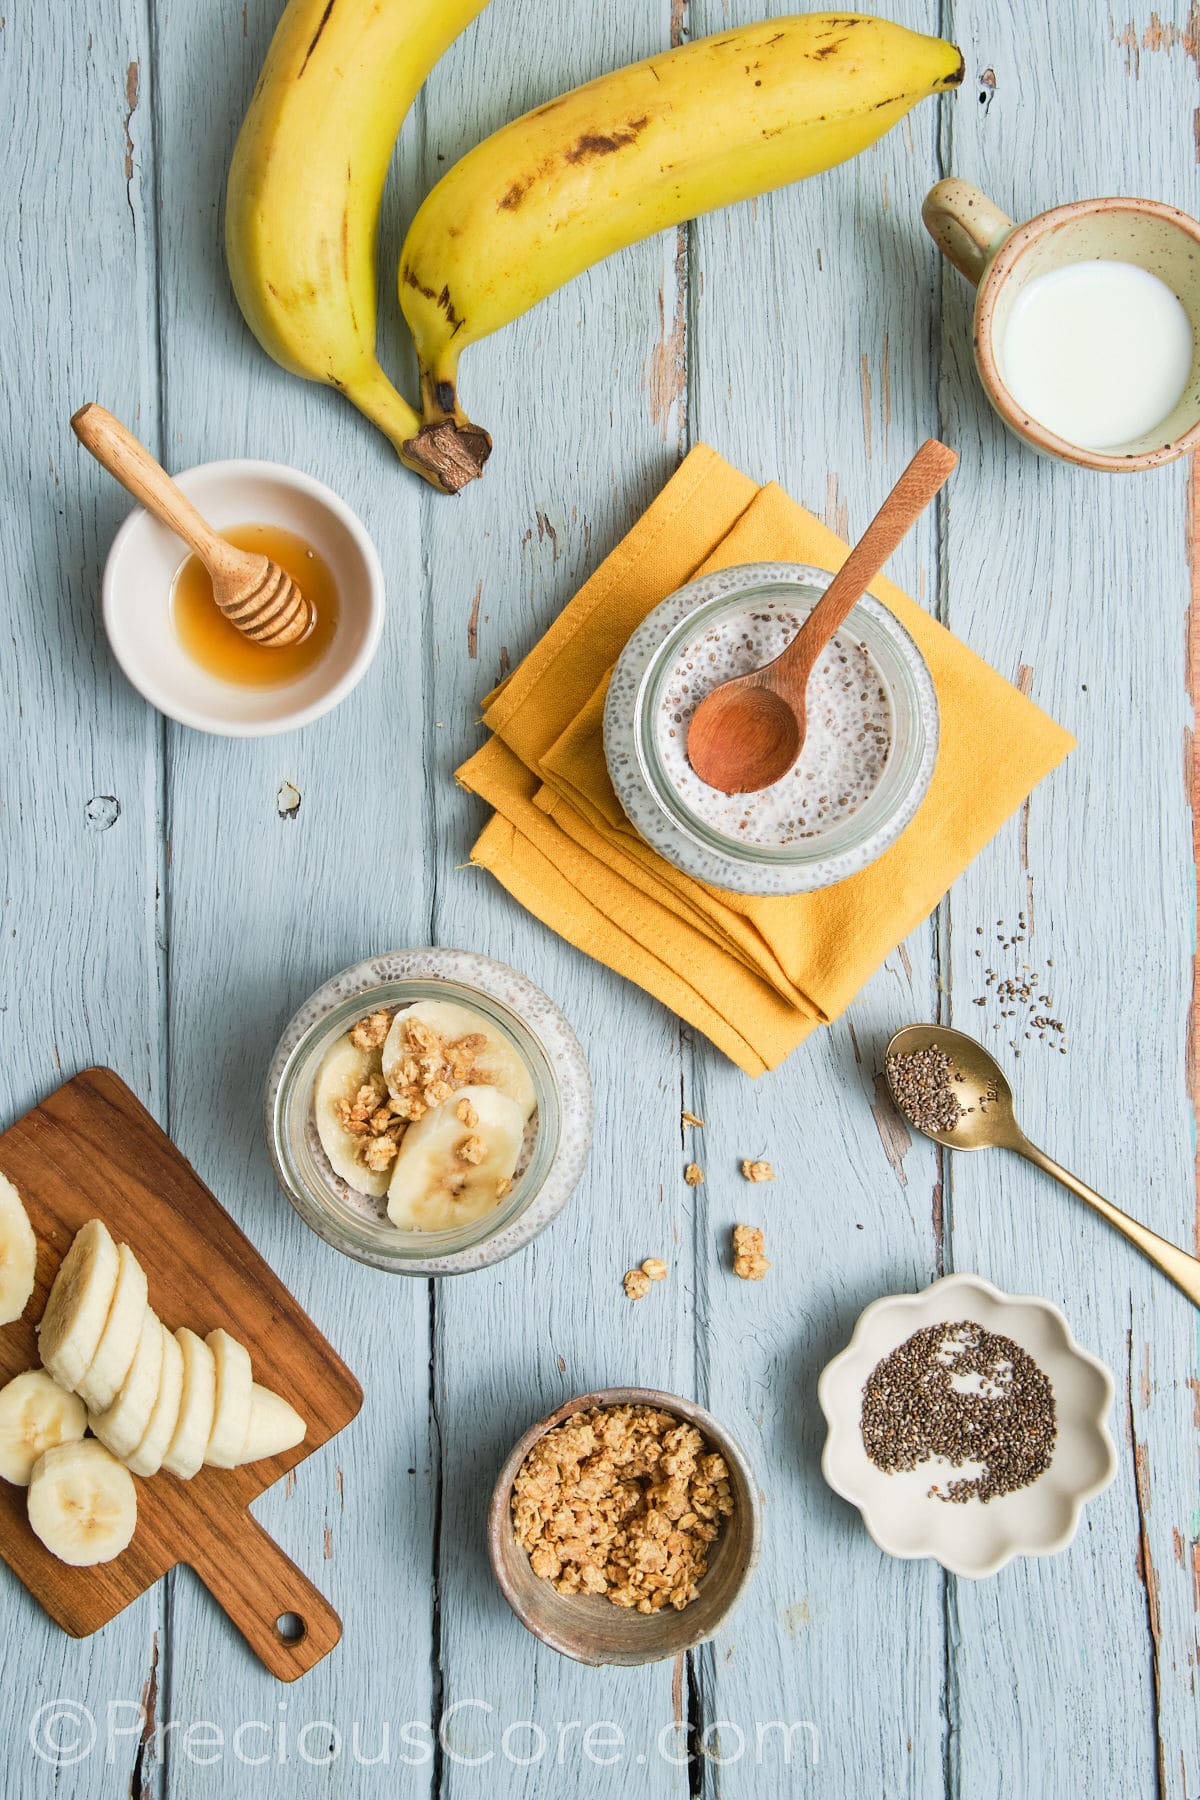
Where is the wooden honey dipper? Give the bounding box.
[71,404,313,647]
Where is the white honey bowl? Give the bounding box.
[817,1273,1116,1578]
[102,459,385,737]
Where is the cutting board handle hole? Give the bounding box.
[275,1612,307,1644]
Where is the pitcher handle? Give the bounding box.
[922,179,1015,286]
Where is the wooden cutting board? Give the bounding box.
[0,1068,362,1680]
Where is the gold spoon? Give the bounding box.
[886,1023,1200,1307]
[685,438,957,794]
[71,404,313,646]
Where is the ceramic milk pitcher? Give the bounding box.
[923,178,1200,472]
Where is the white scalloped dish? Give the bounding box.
[818,1273,1116,1578]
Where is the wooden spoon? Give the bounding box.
[686,438,958,794]
[71,404,313,647]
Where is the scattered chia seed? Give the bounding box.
[972,919,1067,1055]
[860,1319,1057,1503]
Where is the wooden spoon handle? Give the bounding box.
[785,437,958,682]
[71,403,223,563]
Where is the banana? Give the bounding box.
[399,13,963,461]
[76,1243,148,1414]
[205,1328,253,1469]
[38,1219,121,1392]
[0,1172,36,1325]
[314,1033,393,1200]
[162,1328,216,1480]
[0,1371,88,1486]
[126,1326,184,1479]
[90,1310,164,1462]
[383,1001,537,1118]
[225,0,493,494]
[240,1384,307,1464]
[27,1440,137,1567]
[387,1083,524,1230]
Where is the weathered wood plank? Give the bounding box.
[417,3,702,1792]
[144,0,436,1789]
[682,1,948,1790]
[939,2,1199,1791]
[0,2,168,1793]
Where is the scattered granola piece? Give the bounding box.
[455,1097,479,1128]
[457,1134,486,1166]
[623,1269,652,1300]
[511,1404,735,1614]
[350,1009,392,1052]
[684,1162,704,1187]
[495,1175,513,1199]
[732,1224,770,1280]
[642,1258,668,1282]
[741,1159,775,1183]
[681,1110,705,1129]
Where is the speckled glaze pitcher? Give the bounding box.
[923,178,1200,472]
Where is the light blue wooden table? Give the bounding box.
[3,1,1199,1793]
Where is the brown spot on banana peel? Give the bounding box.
[565,116,650,162]
[298,0,336,77]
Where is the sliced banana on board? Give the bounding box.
[162,1327,216,1480]
[125,1325,184,1479]
[205,1328,253,1468]
[240,1383,307,1463]
[90,1309,164,1462]
[0,1171,37,1326]
[313,1033,392,1199]
[383,1000,536,1117]
[0,1370,88,1486]
[38,1219,121,1392]
[387,1083,524,1231]
[75,1243,149,1413]
[27,1440,137,1566]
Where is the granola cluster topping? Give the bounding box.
[511,1406,735,1612]
[741,1159,775,1183]
[387,1017,487,1123]
[684,1162,704,1187]
[732,1224,770,1281]
[334,1011,495,1182]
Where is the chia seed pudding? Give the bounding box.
[655,602,894,848]
[604,563,938,896]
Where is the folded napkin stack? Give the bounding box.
[457,445,1073,1076]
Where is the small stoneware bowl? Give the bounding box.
[102,459,384,736]
[489,1387,761,1665]
[818,1273,1116,1578]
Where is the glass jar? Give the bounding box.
[603,561,939,896]
[265,949,593,1275]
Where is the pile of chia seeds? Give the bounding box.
[886,1042,999,1137]
[860,1319,1057,1504]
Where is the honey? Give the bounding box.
[171,523,339,686]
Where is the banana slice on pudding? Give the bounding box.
[313,1033,395,1199]
[383,1000,535,1118]
[387,1084,524,1231]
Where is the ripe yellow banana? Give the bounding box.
[226,0,492,493]
[399,14,963,484]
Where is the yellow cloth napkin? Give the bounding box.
[457,445,1074,1076]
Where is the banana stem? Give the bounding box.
[344,359,490,495]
